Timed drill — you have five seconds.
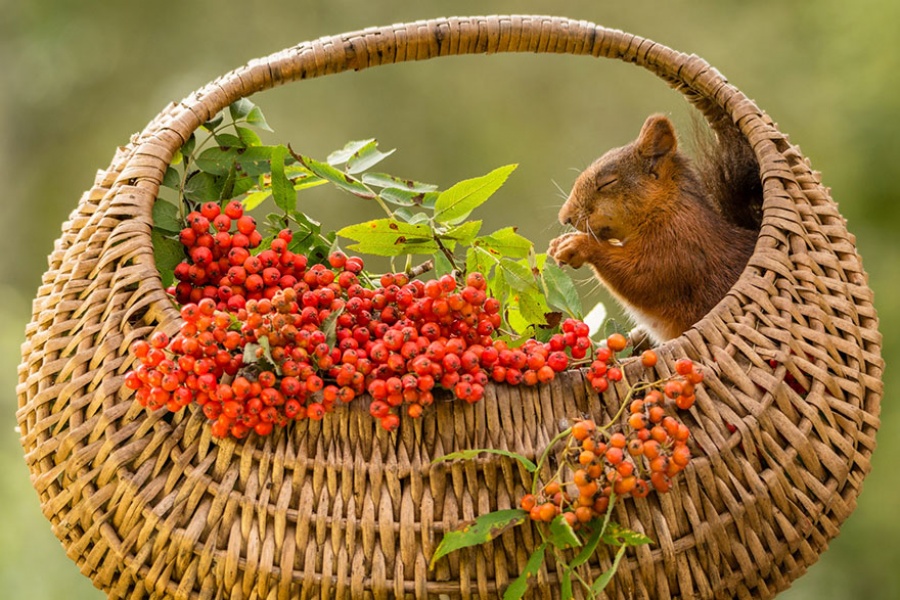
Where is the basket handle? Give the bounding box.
[121,15,771,193]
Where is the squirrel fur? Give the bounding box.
[549,114,760,344]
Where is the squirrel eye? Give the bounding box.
[596,177,618,192]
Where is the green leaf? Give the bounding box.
[362,172,438,193]
[151,230,184,289]
[229,98,254,120]
[152,200,182,233]
[195,147,239,176]
[434,164,517,225]
[235,125,262,147]
[474,227,533,259]
[327,139,375,166]
[541,261,583,319]
[569,522,604,569]
[442,221,482,245]
[270,146,295,213]
[183,171,223,203]
[503,543,545,600]
[346,140,396,174]
[434,250,454,277]
[432,448,537,473]
[466,246,496,280]
[246,105,273,132]
[560,569,573,600]
[498,258,538,294]
[234,145,275,176]
[407,212,431,225]
[380,188,439,208]
[214,133,244,149]
[337,219,437,257]
[515,290,551,328]
[182,134,196,160]
[202,113,224,131]
[601,523,653,547]
[548,514,582,550]
[162,166,181,189]
[430,509,528,570]
[322,306,344,348]
[591,544,628,596]
[296,153,375,199]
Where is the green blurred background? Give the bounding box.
[2,1,897,598]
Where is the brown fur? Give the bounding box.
[549,114,759,343]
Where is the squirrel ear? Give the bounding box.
[636,115,677,171]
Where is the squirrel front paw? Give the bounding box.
[549,232,593,269]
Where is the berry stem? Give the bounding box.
[531,426,573,496]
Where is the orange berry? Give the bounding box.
[520,494,537,512]
[607,333,628,353]
[630,399,645,414]
[641,350,658,368]
[563,511,578,528]
[676,394,696,410]
[605,447,624,466]
[593,495,610,515]
[648,406,666,424]
[539,502,558,522]
[579,450,596,466]
[627,439,644,456]
[628,413,646,431]
[643,440,661,460]
[632,479,650,499]
[664,380,683,399]
[609,432,627,449]
[573,469,591,487]
[672,444,691,468]
[581,438,597,453]
[543,481,561,496]
[614,475,637,496]
[675,358,694,376]
[529,505,543,521]
[571,420,595,441]
[650,471,671,493]
[575,506,594,523]
[616,461,634,478]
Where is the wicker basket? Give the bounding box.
[16,15,882,600]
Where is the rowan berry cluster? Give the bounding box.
[126,200,602,438]
[520,357,703,525]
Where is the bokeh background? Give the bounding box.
[2,1,897,598]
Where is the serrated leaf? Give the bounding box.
[474,227,533,259]
[430,509,528,570]
[442,221,482,245]
[195,147,239,176]
[498,258,538,293]
[432,448,537,472]
[362,172,438,192]
[434,164,517,225]
[235,125,262,147]
[380,188,439,208]
[346,140,396,174]
[328,139,375,166]
[183,171,224,203]
[541,261,583,319]
[295,153,375,199]
[270,146,295,213]
[503,543,546,600]
[152,230,184,289]
[601,523,653,547]
[548,514,582,550]
[604,319,630,341]
[591,543,628,595]
[246,105,273,132]
[515,290,550,327]
[466,246,496,283]
[337,219,437,257]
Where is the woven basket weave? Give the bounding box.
[16,15,883,600]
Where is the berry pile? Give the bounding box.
[520,357,703,525]
[126,203,605,438]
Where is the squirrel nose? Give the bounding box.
[558,203,573,226]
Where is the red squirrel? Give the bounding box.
[549,114,760,344]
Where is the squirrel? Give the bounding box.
[548,113,761,344]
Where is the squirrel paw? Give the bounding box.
[549,232,592,269]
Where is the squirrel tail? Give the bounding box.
[691,114,763,231]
